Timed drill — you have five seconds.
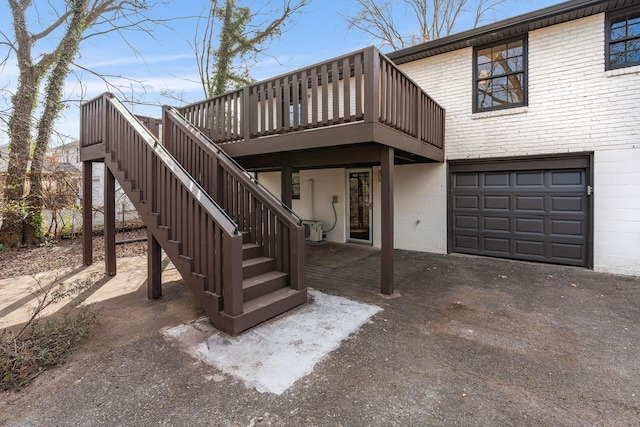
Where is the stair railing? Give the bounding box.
[81,93,246,317]
[162,106,304,290]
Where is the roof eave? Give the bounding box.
[388,0,625,64]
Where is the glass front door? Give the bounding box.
[347,169,372,243]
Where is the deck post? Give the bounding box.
[223,235,244,316]
[147,230,162,299]
[82,161,93,265]
[364,47,381,124]
[281,159,293,209]
[380,146,394,295]
[105,165,117,276]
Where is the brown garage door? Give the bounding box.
[449,156,591,267]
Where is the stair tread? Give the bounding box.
[243,270,288,287]
[242,256,273,267]
[242,243,261,249]
[243,287,302,312]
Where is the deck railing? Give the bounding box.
[162,106,304,288]
[178,46,444,150]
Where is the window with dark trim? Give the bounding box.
[474,37,527,112]
[606,7,640,70]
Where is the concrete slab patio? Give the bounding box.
[1,243,639,426]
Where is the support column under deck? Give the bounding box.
[82,161,93,265]
[148,230,162,299]
[281,160,293,209]
[380,146,394,295]
[105,165,116,276]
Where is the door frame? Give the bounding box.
[346,168,373,244]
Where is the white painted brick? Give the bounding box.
[397,13,640,276]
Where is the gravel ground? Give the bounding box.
[0,228,148,280]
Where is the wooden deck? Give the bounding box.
[177,46,445,171]
[80,47,446,320]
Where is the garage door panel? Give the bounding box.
[484,172,510,187]
[515,196,545,212]
[455,235,479,251]
[515,171,545,187]
[484,237,510,254]
[454,195,479,209]
[515,239,545,257]
[550,242,584,262]
[551,170,584,187]
[455,215,479,229]
[454,173,479,188]
[484,195,510,210]
[450,157,590,267]
[551,196,584,212]
[550,219,584,236]
[484,216,510,231]
[515,217,544,233]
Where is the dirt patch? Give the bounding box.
[0,228,148,280]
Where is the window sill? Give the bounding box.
[606,64,640,77]
[471,106,528,120]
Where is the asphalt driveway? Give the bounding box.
[1,243,638,426]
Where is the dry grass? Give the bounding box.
[1,275,100,391]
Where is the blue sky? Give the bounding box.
[0,0,561,148]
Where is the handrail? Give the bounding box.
[165,106,304,225]
[105,94,240,236]
[163,104,304,289]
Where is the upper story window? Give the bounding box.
[607,7,640,70]
[474,37,527,112]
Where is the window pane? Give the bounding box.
[507,74,524,103]
[507,40,523,58]
[492,61,506,75]
[507,56,523,72]
[611,17,627,29]
[611,41,625,53]
[629,12,640,25]
[493,76,508,91]
[477,62,491,79]
[478,92,491,109]
[492,44,508,61]
[627,47,640,63]
[629,22,640,37]
[610,41,625,65]
[492,90,507,106]
[611,26,627,40]
[477,47,492,65]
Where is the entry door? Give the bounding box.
[347,169,372,243]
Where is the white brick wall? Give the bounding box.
[399,14,639,160]
[396,12,640,276]
[594,149,640,276]
[392,163,447,253]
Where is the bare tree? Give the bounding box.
[344,0,512,50]
[194,0,309,98]
[0,0,166,247]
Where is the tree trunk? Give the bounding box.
[0,69,40,247]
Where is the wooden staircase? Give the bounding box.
[80,93,306,335]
